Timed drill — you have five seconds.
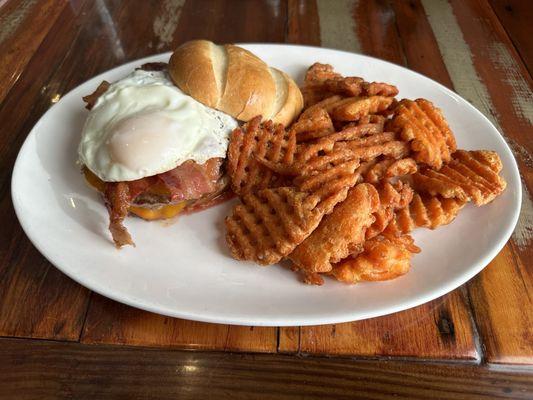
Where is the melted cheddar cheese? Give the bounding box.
[129,202,186,220]
[82,167,186,220]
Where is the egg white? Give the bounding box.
[78,70,238,182]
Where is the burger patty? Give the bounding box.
[101,158,228,247]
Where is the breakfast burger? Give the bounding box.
[78,40,303,247]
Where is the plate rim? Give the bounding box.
[11,44,522,326]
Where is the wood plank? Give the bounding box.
[468,246,533,364]
[287,0,321,46]
[315,0,361,53]
[1,338,533,400]
[278,326,299,353]
[172,0,288,45]
[353,0,405,63]
[489,0,533,76]
[0,0,67,104]
[0,1,99,341]
[0,0,36,40]
[81,294,277,352]
[0,198,90,340]
[418,0,533,364]
[285,0,479,360]
[391,0,454,86]
[296,292,478,359]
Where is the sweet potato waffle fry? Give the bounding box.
[289,183,380,279]
[366,181,414,240]
[225,187,323,265]
[294,159,361,215]
[412,150,506,206]
[363,157,418,183]
[291,132,408,175]
[290,107,335,142]
[389,99,457,169]
[384,194,467,236]
[329,96,395,122]
[227,116,296,195]
[302,63,399,107]
[224,62,507,286]
[330,234,420,284]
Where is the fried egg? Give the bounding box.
[78,69,238,182]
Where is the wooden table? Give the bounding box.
[1,0,532,398]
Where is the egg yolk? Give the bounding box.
[107,112,183,173]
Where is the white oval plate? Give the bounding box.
[12,45,521,326]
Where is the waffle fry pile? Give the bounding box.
[224,63,507,285]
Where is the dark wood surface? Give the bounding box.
[489,0,533,75]
[1,338,532,400]
[0,0,532,397]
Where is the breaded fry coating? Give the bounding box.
[331,234,420,283]
[330,96,395,122]
[363,157,418,183]
[366,181,414,240]
[289,183,379,274]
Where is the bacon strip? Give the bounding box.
[98,158,227,247]
[82,81,110,110]
[104,182,134,248]
[157,158,223,202]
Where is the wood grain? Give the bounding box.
[281,0,479,360]
[489,0,533,75]
[287,0,320,45]
[0,1,99,340]
[468,246,533,364]
[353,0,405,63]
[0,199,90,340]
[278,326,299,353]
[315,0,361,53]
[293,295,479,359]
[81,294,277,352]
[173,0,288,45]
[421,0,533,365]
[391,0,454,86]
[0,0,67,104]
[392,0,532,366]
[1,338,532,400]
